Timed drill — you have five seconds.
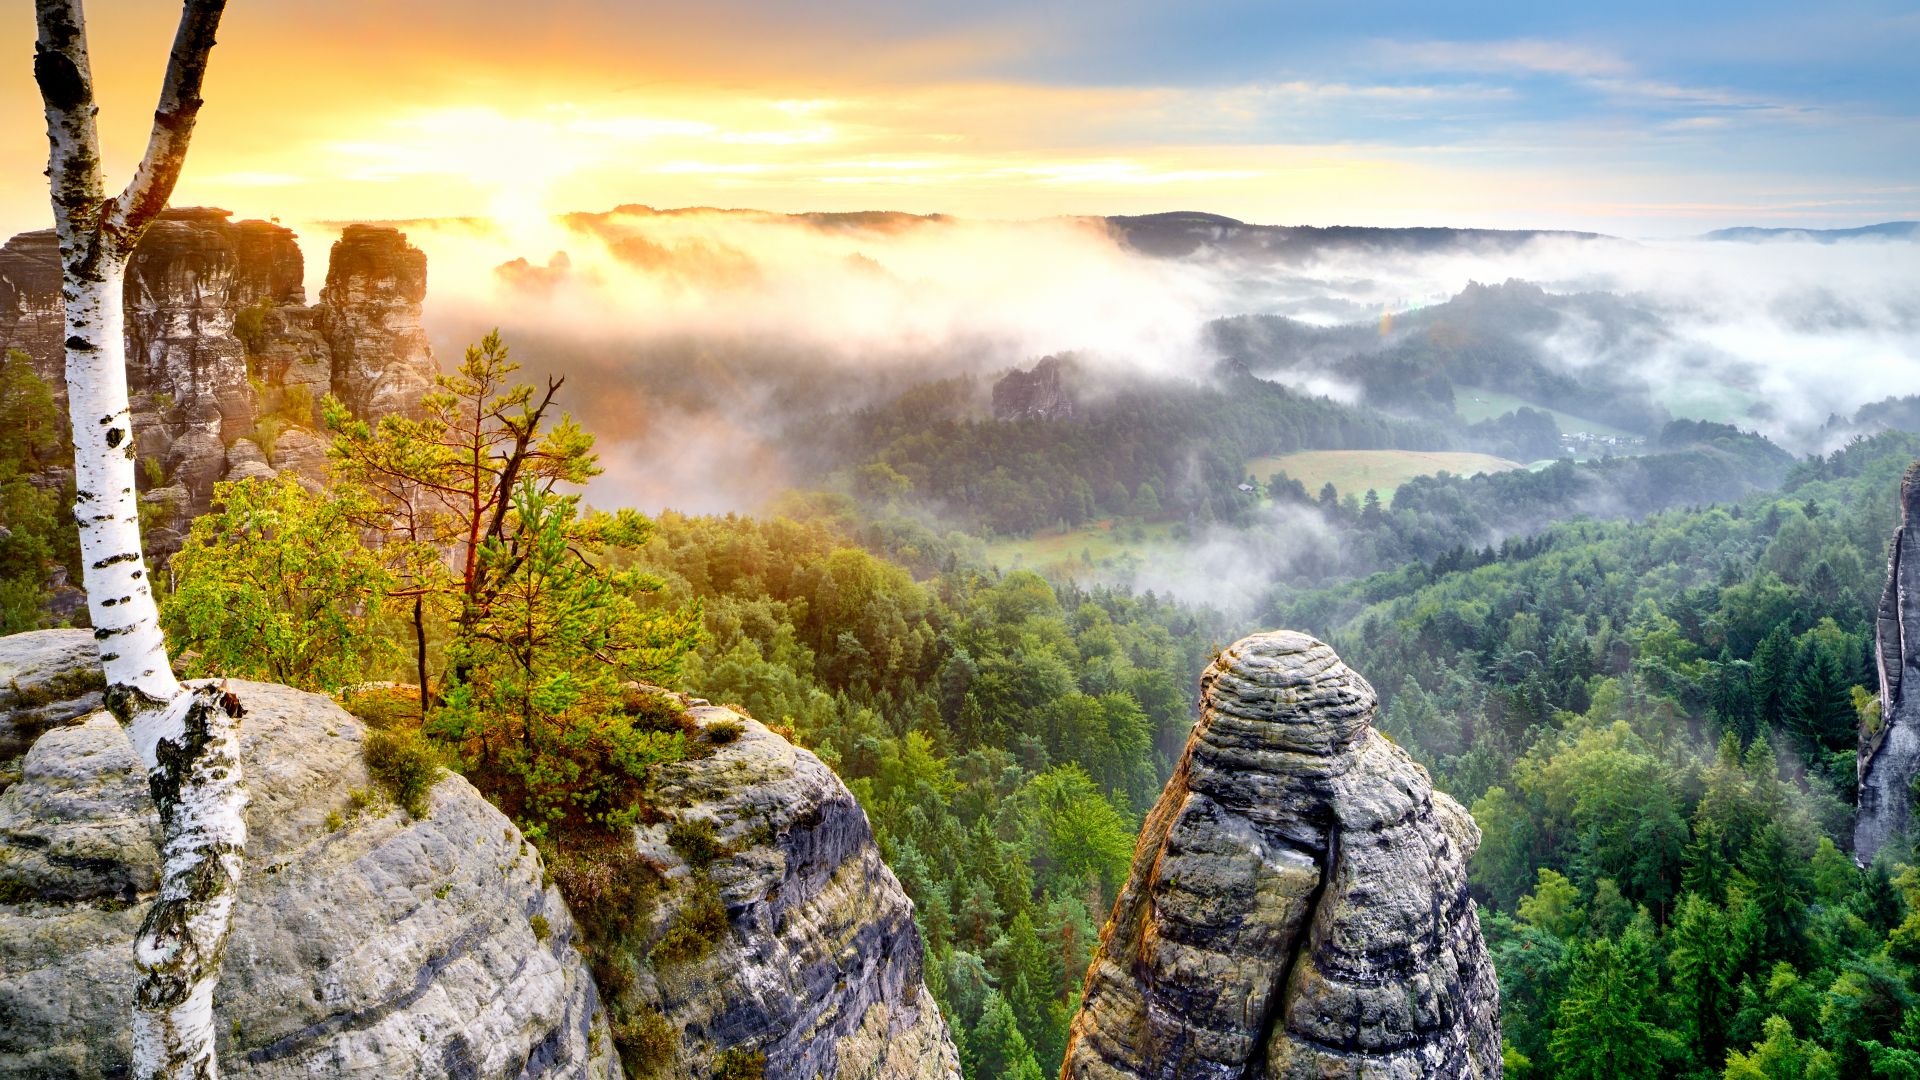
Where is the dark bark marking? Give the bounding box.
[32,49,87,112]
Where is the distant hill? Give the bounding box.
[1103,210,1609,258]
[1702,221,1920,243]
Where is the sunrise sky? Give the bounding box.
[2,0,1916,239]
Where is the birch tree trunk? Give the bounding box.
[32,3,245,1078]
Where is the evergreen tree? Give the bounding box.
[1548,917,1671,1080]
[971,992,1046,1080]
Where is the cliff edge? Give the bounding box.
[1062,630,1501,1079]
[594,702,962,1080]
[1858,463,1920,865]
[0,210,436,555]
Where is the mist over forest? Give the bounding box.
[286,206,1920,609]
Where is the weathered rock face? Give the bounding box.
[320,224,435,420]
[1859,463,1920,865]
[1063,630,1501,1079]
[608,703,962,1080]
[991,356,1076,421]
[0,208,436,535]
[0,630,616,1080]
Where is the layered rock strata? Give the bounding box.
[613,702,962,1079]
[1062,630,1501,1079]
[1858,463,1920,865]
[0,631,616,1079]
[0,209,435,544]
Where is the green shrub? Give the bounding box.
[365,726,440,818]
[668,818,727,870]
[547,838,663,947]
[234,300,271,355]
[614,1009,678,1077]
[712,1048,765,1080]
[651,878,729,966]
[529,913,550,940]
[281,383,316,425]
[704,719,744,746]
[623,685,696,735]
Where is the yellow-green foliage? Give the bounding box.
[163,473,395,690]
[651,878,729,966]
[365,726,440,818]
[342,685,423,731]
[711,1048,765,1080]
[667,818,727,870]
[614,1009,677,1077]
[233,300,272,355]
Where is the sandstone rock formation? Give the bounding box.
[604,701,962,1080]
[1062,630,1501,1079]
[0,630,616,1079]
[1858,463,1920,865]
[991,356,1076,421]
[0,208,436,544]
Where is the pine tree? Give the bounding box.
[1548,917,1671,1079]
[1751,625,1793,730]
[1787,641,1856,753]
[971,992,1046,1080]
[1668,893,1738,1068]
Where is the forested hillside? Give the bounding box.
[10,332,1920,1078]
[1271,430,1920,1078]
[626,508,1225,1074]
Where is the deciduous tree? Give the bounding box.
[31,3,244,1075]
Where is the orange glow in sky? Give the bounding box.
[1,1,1912,238]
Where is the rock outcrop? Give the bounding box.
[0,209,436,543]
[602,702,962,1080]
[0,630,961,1079]
[0,630,616,1079]
[991,356,1076,421]
[1858,463,1920,865]
[1062,630,1501,1079]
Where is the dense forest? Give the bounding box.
[9,334,1920,1077]
[1272,430,1920,1078]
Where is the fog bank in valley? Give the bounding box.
[290,207,1920,523]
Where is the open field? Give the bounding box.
[1452,387,1639,438]
[984,518,1180,575]
[1246,449,1524,500]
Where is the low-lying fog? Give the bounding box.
[289,206,1920,606]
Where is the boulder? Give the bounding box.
[0,631,618,1079]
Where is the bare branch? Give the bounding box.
[107,0,226,248]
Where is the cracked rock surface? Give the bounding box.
[615,704,962,1080]
[0,630,616,1080]
[1062,630,1501,1079]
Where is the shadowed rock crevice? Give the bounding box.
[1062,630,1501,1079]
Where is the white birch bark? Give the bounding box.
[32,3,244,1078]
